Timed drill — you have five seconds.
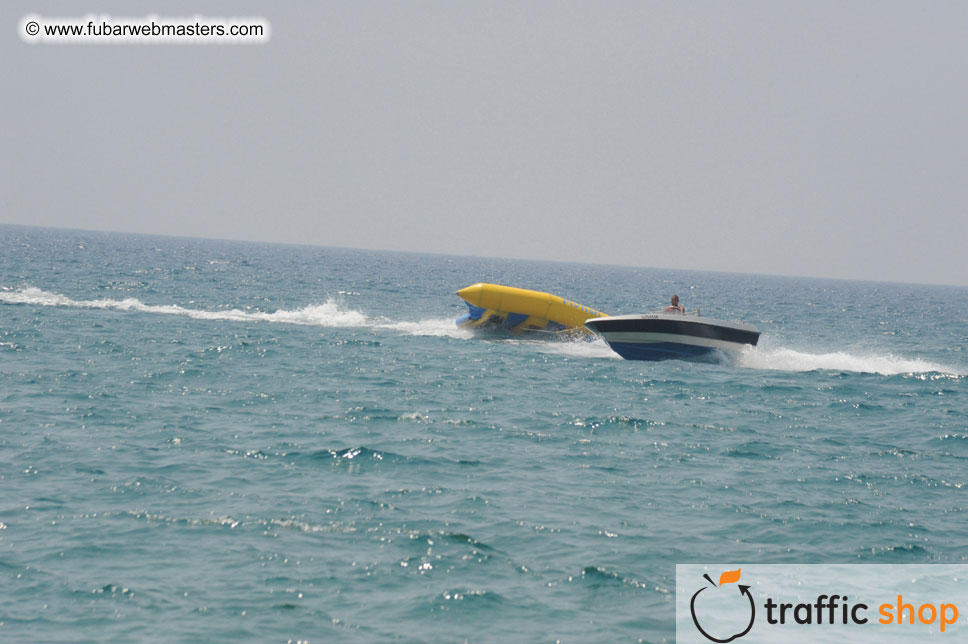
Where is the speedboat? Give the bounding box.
[584,313,759,361]
[456,283,607,335]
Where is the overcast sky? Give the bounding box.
[4,1,967,285]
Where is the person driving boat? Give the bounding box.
[664,294,685,314]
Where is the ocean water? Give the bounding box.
[1,225,965,643]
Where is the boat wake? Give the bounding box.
[0,286,472,339]
[735,343,960,376]
[526,329,961,375]
[533,337,621,360]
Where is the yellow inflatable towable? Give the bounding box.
[456,283,607,334]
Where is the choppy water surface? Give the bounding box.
[1,226,965,642]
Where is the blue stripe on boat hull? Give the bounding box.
[605,341,718,362]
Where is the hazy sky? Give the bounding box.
[4,1,967,285]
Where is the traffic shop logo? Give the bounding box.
[689,568,755,642]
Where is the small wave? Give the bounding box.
[125,510,243,529]
[575,565,648,589]
[435,589,506,605]
[124,510,356,535]
[398,411,432,423]
[269,518,355,534]
[282,446,390,466]
[89,584,135,597]
[737,344,959,376]
[285,446,443,470]
[570,415,660,431]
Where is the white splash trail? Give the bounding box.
[531,333,957,373]
[378,318,474,339]
[1,286,368,327]
[0,286,470,337]
[535,337,622,360]
[528,327,960,374]
[735,344,960,376]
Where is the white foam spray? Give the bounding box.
[1,286,370,327]
[378,319,474,339]
[735,342,959,376]
[533,332,957,374]
[535,337,622,360]
[0,286,474,338]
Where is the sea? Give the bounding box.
[1,225,965,643]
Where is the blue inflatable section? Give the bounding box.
[504,312,528,328]
[456,303,487,326]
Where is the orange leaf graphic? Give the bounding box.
[718,568,741,586]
